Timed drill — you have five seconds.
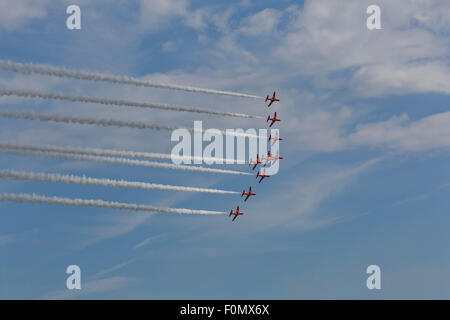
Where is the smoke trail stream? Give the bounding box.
[0,110,259,138]
[0,142,246,164]
[0,88,263,119]
[0,60,262,99]
[0,193,227,215]
[0,169,239,194]
[0,148,251,175]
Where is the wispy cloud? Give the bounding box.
[76,213,153,249]
[0,229,38,247]
[91,259,137,280]
[393,193,429,207]
[134,234,167,250]
[246,158,383,231]
[43,276,134,299]
[0,234,13,246]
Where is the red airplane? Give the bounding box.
[264,150,284,166]
[229,206,244,222]
[256,168,271,183]
[241,186,256,202]
[267,112,281,127]
[268,131,283,146]
[265,91,280,107]
[249,154,263,170]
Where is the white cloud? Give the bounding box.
[139,0,189,31]
[348,111,450,151]
[275,0,450,95]
[239,8,282,36]
[351,61,450,97]
[285,107,450,153]
[0,0,48,30]
[183,7,211,30]
[287,107,355,152]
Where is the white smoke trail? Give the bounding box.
[0,142,246,164]
[0,60,262,99]
[0,110,259,138]
[0,88,263,119]
[0,193,226,215]
[0,169,239,194]
[0,109,177,131]
[0,148,251,176]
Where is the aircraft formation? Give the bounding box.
[229,91,282,222]
[0,59,284,220]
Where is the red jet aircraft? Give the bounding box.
[249,154,263,170]
[229,206,244,222]
[268,131,283,146]
[265,91,280,107]
[256,168,271,183]
[267,112,281,127]
[264,150,284,166]
[241,186,256,202]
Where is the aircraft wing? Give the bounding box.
[244,194,250,201]
[232,215,237,222]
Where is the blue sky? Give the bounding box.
[1,0,450,299]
